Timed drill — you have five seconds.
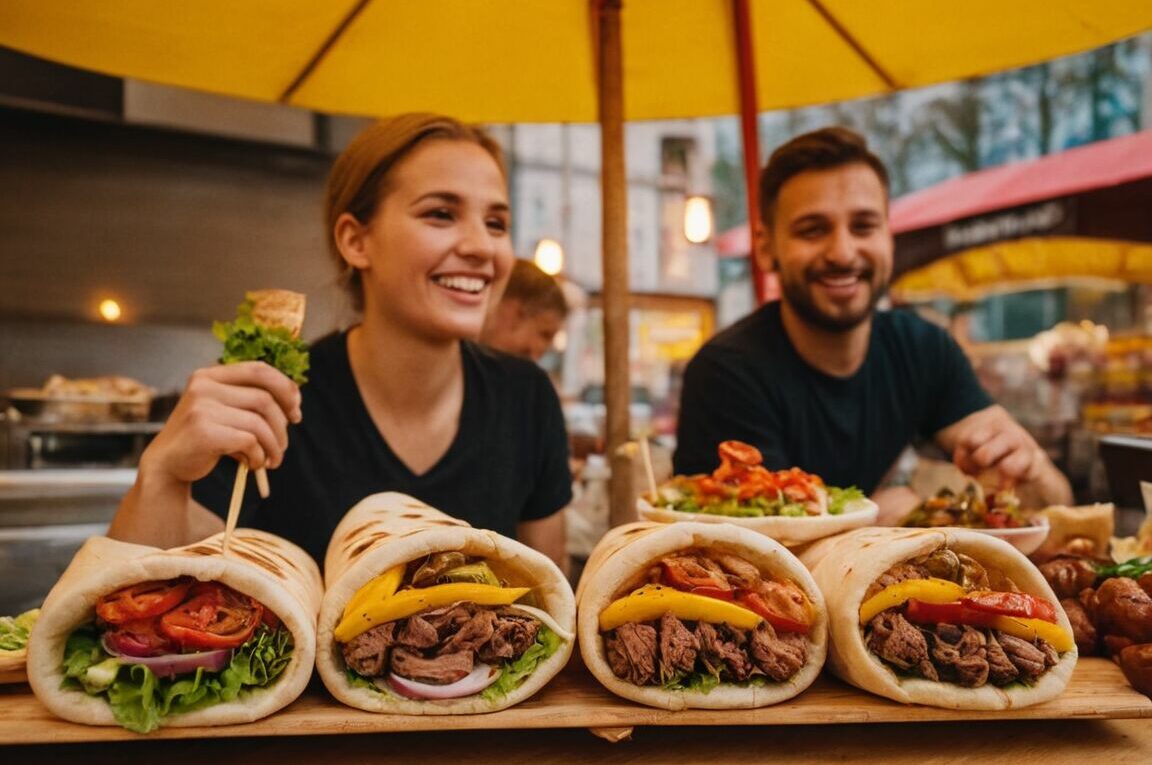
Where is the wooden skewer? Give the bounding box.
[221,462,249,557]
[638,436,658,502]
[254,467,271,498]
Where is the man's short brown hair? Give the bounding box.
[758,127,889,227]
[502,259,568,318]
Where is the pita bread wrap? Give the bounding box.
[805,527,1077,710]
[317,492,575,714]
[577,521,828,710]
[27,529,322,730]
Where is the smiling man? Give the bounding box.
[674,127,1071,523]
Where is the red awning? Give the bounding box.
[890,129,1152,232]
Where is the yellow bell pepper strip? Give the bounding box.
[341,565,406,622]
[599,584,763,632]
[858,578,967,625]
[990,615,1075,653]
[334,583,530,643]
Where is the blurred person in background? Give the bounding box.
[674,126,1072,524]
[481,258,569,362]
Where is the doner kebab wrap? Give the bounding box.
[27,530,322,733]
[801,527,1077,709]
[577,521,828,709]
[317,493,575,713]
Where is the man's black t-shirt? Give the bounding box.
[673,302,991,493]
[193,331,572,566]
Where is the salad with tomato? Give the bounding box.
[651,440,864,518]
[61,578,293,733]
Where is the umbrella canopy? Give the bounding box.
[2,1,1150,520]
[1,1,1149,121]
[890,130,1152,301]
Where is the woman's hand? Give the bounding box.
[141,361,303,486]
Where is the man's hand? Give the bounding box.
[871,486,923,526]
[936,405,1072,505]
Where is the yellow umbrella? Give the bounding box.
[3,0,1150,520]
[2,1,1149,120]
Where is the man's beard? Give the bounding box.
[778,267,887,333]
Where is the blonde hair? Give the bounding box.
[324,113,507,311]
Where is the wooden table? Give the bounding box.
[2,718,1150,765]
[2,658,1150,762]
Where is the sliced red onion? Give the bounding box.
[387,663,499,700]
[102,637,232,678]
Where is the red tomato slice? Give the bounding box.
[260,608,282,630]
[718,440,763,467]
[690,585,735,602]
[737,584,811,634]
[661,557,732,593]
[961,591,1058,623]
[103,618,180,657]
[158,583,263,650]
[95,578,193,625]
[903,599,998,628]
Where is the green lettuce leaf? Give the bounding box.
[480,626,563,701]
[60,625,294,734]
[213,298,309,384]
[826,486,865,515]
[0,608,39,651]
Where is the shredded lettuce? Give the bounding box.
[661,667,769,694]
[0,608,39,651]
[60,625,294,734]
[826,486,865,515]
[213,298,309,384]
[480,626,562,701]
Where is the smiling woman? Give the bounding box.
[108,114,573,576]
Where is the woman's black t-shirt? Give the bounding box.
[192,331,572,566]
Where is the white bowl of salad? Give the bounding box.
[637,440,878,547]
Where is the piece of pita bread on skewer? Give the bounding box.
[221,289,307,555]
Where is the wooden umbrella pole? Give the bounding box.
[597,0,634,528]
[732,0,768,305]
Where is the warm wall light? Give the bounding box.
[98,298,122,322]
[683,195,713,244]
[534,238,565,275]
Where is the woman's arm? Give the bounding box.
[108,476,223,548]
[107,361,301,547]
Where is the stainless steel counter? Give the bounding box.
[0,469,134,613]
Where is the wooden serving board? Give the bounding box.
[0,658,1148,744]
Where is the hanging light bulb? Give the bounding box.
[683,195,713,244]
[98,298,122,322]
[534,238,565,275]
